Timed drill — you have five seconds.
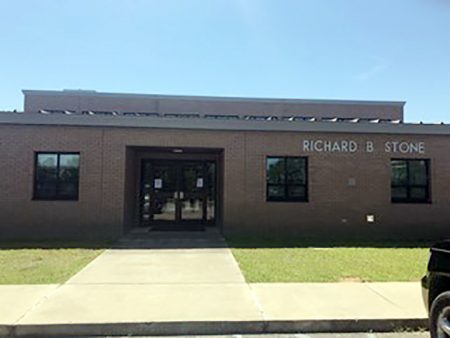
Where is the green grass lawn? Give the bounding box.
[0,244,104,284]
[229,239,430,283]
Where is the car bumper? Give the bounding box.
[421,275,429,312]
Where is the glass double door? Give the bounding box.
[140,160,216,226]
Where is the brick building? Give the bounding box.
[0,89,448,241]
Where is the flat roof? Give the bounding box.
[1,111,448,136]
[22,89,406,107]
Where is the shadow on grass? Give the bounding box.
[226,236,435,249]
[0,235,438,250]
[0,240,113,250]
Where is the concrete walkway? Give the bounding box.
[0,230,428,336]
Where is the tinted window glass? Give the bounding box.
[409,160,427,185]
[287,158,306,184]
[266,158,285,184]
[391,159,429,203]
[391,160,407,185]
[268,185,285,199]
[34,153,80,200]
[60,154,79,168]
[37,154,58,168]
[410,187,427,200]
[392,187,408,200]
[287,186,306,199]
[266,157,308,202]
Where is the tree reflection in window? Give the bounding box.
[391,159,430,203]
[266,157,308,202]
[34,152,80,200]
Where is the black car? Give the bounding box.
[422,240,450,337]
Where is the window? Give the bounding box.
[391,159,430,203]
[34,152,80,200]
[266,156,308,202]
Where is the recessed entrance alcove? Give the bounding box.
[124,146,224,232]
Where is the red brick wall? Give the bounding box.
[1,124,448,241]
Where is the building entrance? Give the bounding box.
[140,160,216,230]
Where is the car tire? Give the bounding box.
[431,291,450,338]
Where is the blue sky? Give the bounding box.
[0,0,449,121]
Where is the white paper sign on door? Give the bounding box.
[154,179,162,189]
[196,178,204,188]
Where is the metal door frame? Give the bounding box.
[139,159,217,227]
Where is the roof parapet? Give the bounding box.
[23,89,405,122]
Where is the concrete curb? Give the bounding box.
[0,318,428,337]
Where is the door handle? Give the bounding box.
[173,192,184,199]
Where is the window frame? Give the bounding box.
[33,151,80,201]
[390,158,431,204]
[266,156,308,202]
